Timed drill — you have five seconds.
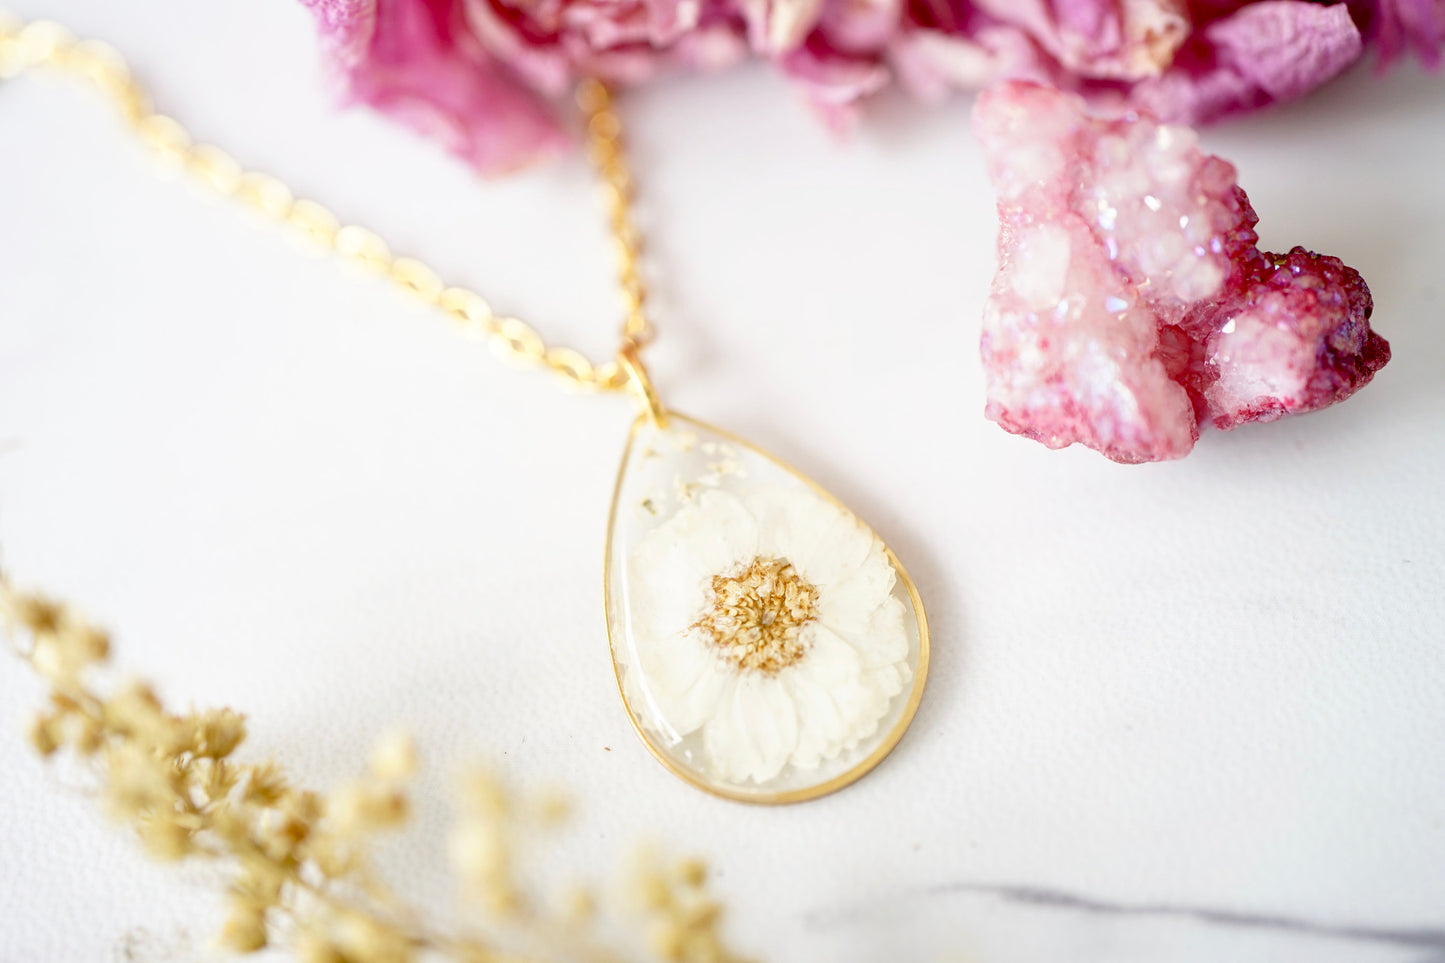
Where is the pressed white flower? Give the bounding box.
[626,484,911,785]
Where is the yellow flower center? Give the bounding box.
[693,556,820,673]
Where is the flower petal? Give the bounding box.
[300,0,568,175]
[702,673,800,783]
[681,489,761,578]
[628,536,712,645]
[863,660,910,705]
[1129,1,1364,124]
[971,0,1189,81]
[1370,0,1445,69]
[816,543,898,639]
[779,43,890,130]
[628,488,759,641]
[1204,1,1363,103]
[636,628,732,738]
[824,592,909,669]
[782,627,871,767]
[746,487,875,588]
[804,625,901,749]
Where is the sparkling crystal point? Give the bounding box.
[973,80,1389,463]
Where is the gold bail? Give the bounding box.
[618,345,667,427]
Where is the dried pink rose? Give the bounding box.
[1125,1,1366,123]
[300,0,1443,175]
[1362,0,1445,67]
[300,0,569,173]
[299,0,892,172]
[900,1,1368,126]
[972,80,1389,462]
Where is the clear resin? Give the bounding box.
[604,413,927,802]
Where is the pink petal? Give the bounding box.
[1204,0,1364,101]
[818,0,905,53]
[890,23,1063,99]
[300,0,568,176]
[969,0,1191,80]
[1128,1,1364,123]
[781,40,891,126]
[1367,0,1445,69]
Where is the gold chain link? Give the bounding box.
[576,78,652,353]
[0,15,655,394]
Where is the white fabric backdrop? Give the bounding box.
[2,2,1443,961]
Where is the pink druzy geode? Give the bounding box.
[973,81,1390,463]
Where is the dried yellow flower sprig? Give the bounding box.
[1,573,757,963]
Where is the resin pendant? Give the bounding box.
[604,412,929,803]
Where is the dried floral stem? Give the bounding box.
[2,573,755,963]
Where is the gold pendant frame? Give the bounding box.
[602,411,931,805]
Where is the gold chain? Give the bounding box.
[577,78,652,355]
[0,15,654,394]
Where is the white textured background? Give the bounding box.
[2,3,1443,962]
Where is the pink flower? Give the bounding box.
[1127,1,1366,123]
[1364,0,1445,68]
[898,1,1367,125]
[459,0,747,96]
[300,0,568,173]
[301,0,1438,174]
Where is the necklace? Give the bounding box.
[0,16,929,805]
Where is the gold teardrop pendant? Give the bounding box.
[603,410,929,804]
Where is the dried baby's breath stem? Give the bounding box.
[1,574,755,963]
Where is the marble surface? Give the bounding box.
[1,2,1443,961]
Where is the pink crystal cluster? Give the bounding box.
[973,81,1389,462]
[300,0,1444,175]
